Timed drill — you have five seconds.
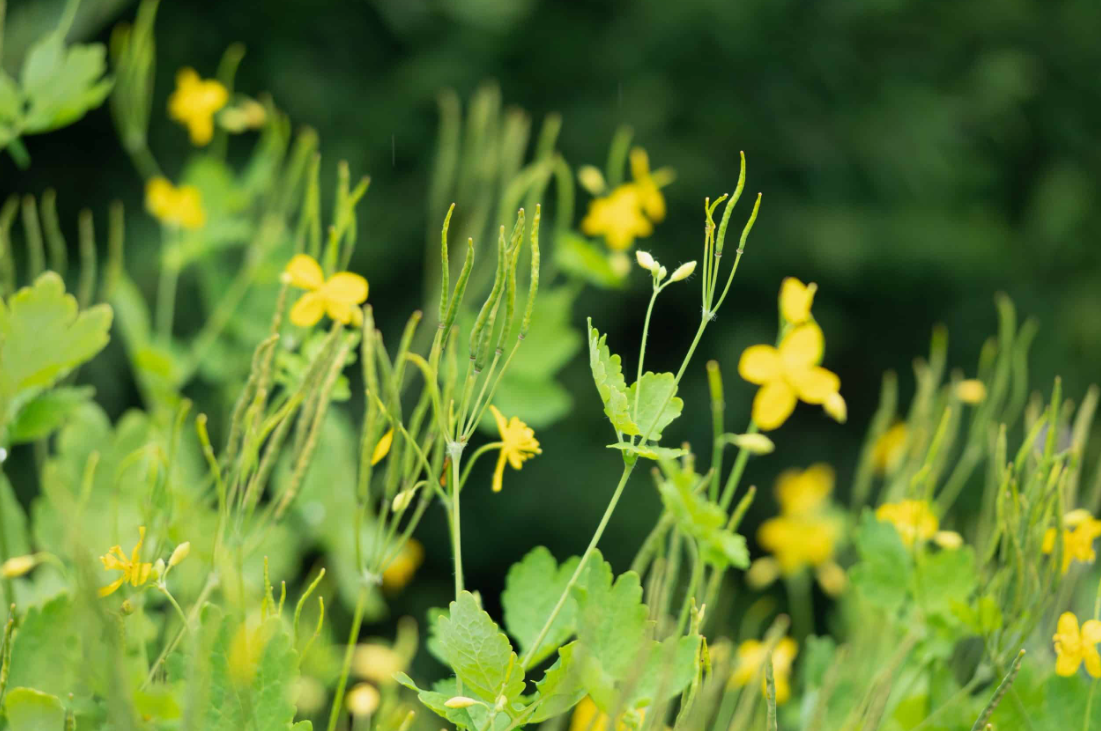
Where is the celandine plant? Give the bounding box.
[3,2,1101,731]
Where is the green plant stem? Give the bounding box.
[450,447,464,598]
[784,571,813,640]
[1086,680,1097,731]
[520,461,637,668]
[718,421,757,512]
[159,586,191,634]
[459,441,503,490]
[633,284,661,425]
[327,587,367,731]
[142,575,218,689]
[0,467,12,604]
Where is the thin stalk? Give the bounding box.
[156,230,180,339]
[450,448,465,598]
[633,284,662,426]
[459,442,503,490]
[326,587,367,731]
[520,462,637,668]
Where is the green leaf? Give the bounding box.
[607,443,688,461]
[437,591,525,704]
[501,547,581,668]
[555,232,627,289]
[21,38,113,133]
[571,552,650,680]
[917,546,976,615]
[848,510,913,609]
[587,319,636,435]
[0,72,20,121]
[7,385,95,444]
[0,273,112,435]
[627,371,683,442]
[627,634,701,709]
[3,687,65,731]
[656,462,749,569]
[6,594,81,697]
[528,642,585,723]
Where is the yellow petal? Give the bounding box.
[738,345,782,385]
[1042,527,1057,554]
[1056,651,1082,677]
[779,278,816,324]
[787,366,840,405]
[823,391,847,423]
[98,576,127,597]
[779,323,825,370]
[1057,612,1081,639]
[1087,647,1101,678]
[285,254,325,290]
[753,381,797,431]
[324,272,369,305]
[371,429,394,466]
[745,557,781,589]
[933,531,963,549]
[490,405,509,437]
[492,449,508,493]
[324,297,357,325]
[290,291,326,327]
[955,379,987,404]
[1084,620,1101,644]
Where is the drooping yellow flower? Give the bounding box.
[872,423,909,475]
[282,254,368,328]
[1054,612,1101,677]
[489,405,542,493]
[145,177,206,229]
[758,513,841,576]
[731,637,798,705]
[581,185,652,252]
[776,464,834,516]
[1043,512,1101,574]
[98,526,154,597]
[738,323,841,431]
[568,696,645,731]
[779,277,817,325]
[956,379,987,404]
[629,147,668,222]
[382,539,423,591]
[371,429,394,466]
[168,68,229,146]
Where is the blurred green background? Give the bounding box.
[3,0,1100,643]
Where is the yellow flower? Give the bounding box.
[568,696,645,731]
[738,323,841,431]
[98,526,154,597]
[168,68,229,146]
[353,643,405,684]
[775,464,834,516]
[282,254,369,328]
[933,531,964,550]
[823,391,847,424]
[874,500,938,546]
[1054,612,1101,677]
[956,379,987,404]
[382,539,423,591]
[489,405,542,493]
[581,185,652,252]
[628,147,668,222]
[1043,513,1101,574]
[732,637,798,705]
[872,423,909,475]
[779,277,817,325]
[758,513,841,576]
[145,177,206,229]
[371,429,394,466]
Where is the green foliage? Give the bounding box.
[437,591,526,705]
[6,384,94,444]
[627,372,683,442]
[656,460,749,569]
[502,547,581,668]
[0,273,112,443]
[5,594,82,698]
[587,319,634,435]
[2,687,66,731]
[849,510,913,610]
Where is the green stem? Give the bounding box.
[719,421,757,511]
[785,571,813,641]
[0,466,12,604]
[159,586,191,634]
[450,446,465,598]
[459,442,503,490]
[633,285,661,427]
[327,587,367,731]
[520,461,636,668]
[1086,680,1097,731]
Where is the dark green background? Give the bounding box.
[3,0,1100,636]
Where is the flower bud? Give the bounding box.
[151,558,166,581]
[933,530,964,550]
[657,265,667,281]
[577,165,607,196]
[121,599,136,615]
[635,250,658,272]
[955,379,986,404]
[391,490,415,512]
[669,261,697,282]
[346,683,381,716]
[445,696,478,709]
[169,541,191,567]
[727,433,775,455]
[0,554,37,578]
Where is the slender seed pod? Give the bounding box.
[715,151,746,255]
[439,203,456,322]
[469,226,507,366]
[520,204,541,338]
[499,209,526,348]
[41,189,68,275]
[77,209,96,310]
[441,238,474,350]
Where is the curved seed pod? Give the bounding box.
[439,203,456,322]
[715,151,746,255]
[520,204,541,338]
[499,209,526,348]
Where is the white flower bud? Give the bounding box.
[392,490,415,512]
[346,683,380,716]
[727,433,775,455]
[0,554,37,578]
[635,250,658,271]
[670,261,697,282]
[169,541,191,567]
[445,696,478,709]
[657,265,667,281]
